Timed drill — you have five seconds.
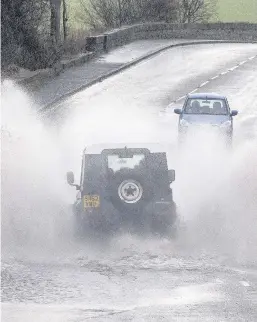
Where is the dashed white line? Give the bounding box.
[169,54,256,106]
[216,279,224,284]
[229,66,238,71]
[240,281,250,287]
[199,81,209,87]
[177,95,186,101]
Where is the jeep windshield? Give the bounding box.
[107,154,146,172]
[184,98,228,115]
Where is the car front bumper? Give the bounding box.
[178,124,233,136]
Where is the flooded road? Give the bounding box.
[2,43,257,321]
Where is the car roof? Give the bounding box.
[83,143,174,154]
[187,92,227,100]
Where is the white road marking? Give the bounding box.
[176,95,186,101]
[199,81,209,87]
[229,66,238,71]
[215,279,224,284]
[166,103,174,108]
[170,54,256,104]
[240,281,250,287]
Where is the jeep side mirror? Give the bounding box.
[230,110,238,117]
[66,171,80,190]
[66,171,75,185]
[168,169,175,183]
[174,108,182,115]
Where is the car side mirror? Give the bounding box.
[174,108,182,115]
[168,169,175,183]
[66,171,75,185]
[230,110,238,117]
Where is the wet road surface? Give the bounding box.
[2,42,257,321]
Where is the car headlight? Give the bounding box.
[220,121,232,128]
[180,119,190,127]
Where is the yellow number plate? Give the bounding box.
[83,195,100,208]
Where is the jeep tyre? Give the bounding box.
[151,202,177,238]
[108,169,153,213]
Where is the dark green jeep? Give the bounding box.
[67,144,177,237]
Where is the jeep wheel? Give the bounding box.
[109,169,152,213]
[118,179,143,204]
[73,214,87,240]
[152,204,177,238]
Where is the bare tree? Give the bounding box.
[79,0,178,30]
[63,0,68,41]
[1,0,51,70]
[50,0,62,44]
[82,0,121,29]
[138,0,177,22]
[176,0,217,23]
[1,0,68,70]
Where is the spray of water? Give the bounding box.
[1,81,72,259]
[1,81,257,266]
[1,81,161,261]
[174,127,257,265]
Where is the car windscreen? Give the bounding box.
[184,98,228,115]
[107,154,146,172]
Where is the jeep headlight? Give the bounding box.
[220,121,232,128]
[180,119,190,127]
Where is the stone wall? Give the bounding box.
[86,23,257,52]
[13,23,257,91]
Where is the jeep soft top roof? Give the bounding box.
[83,143,173,155]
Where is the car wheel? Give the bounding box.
[225,134,233,149]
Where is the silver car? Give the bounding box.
[174,93,238,144]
